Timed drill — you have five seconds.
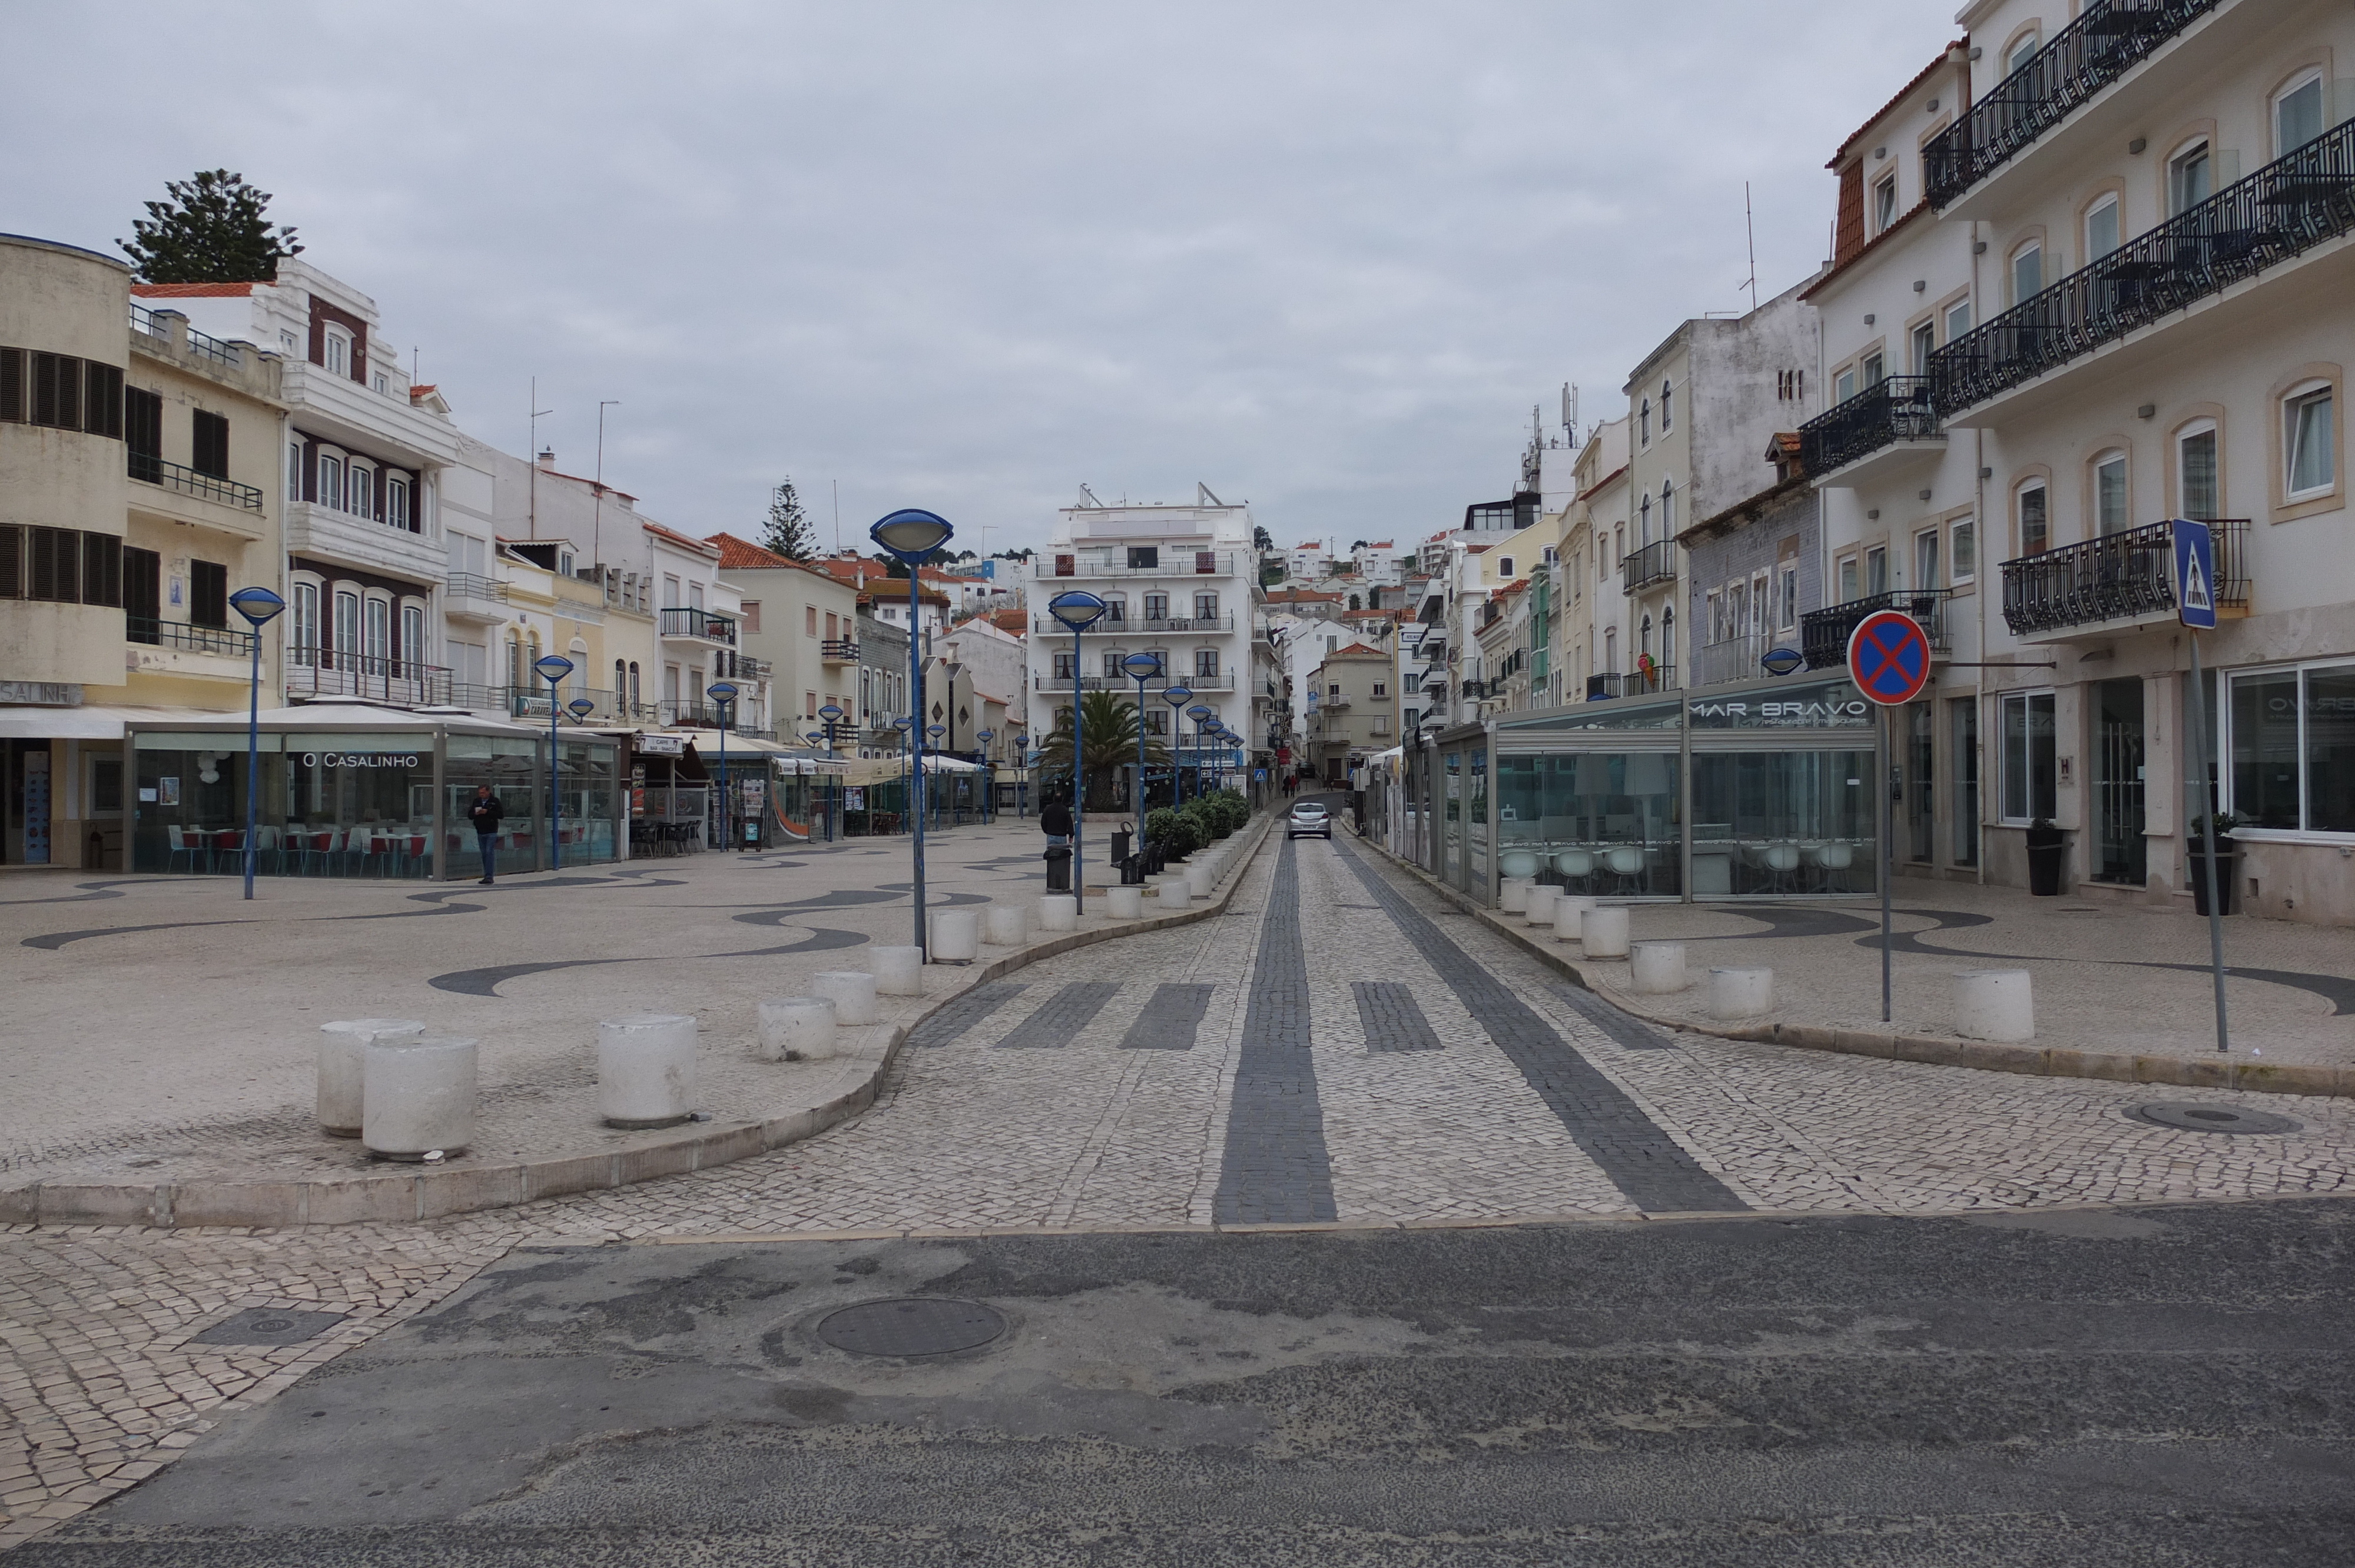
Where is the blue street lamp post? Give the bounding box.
[227,586,284,899]
[819,702,844,842]
[1122,653,1162,858]
[892,715,914,833]
[975,729,994,824]
[535,654,577,869]
[707,680,738,853]
[926,725,947,827]
[1160,684,1193,805]
[1047,591,1107,902]
[1187,705,1211,803]
[869,509,954,954]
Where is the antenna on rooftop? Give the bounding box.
[1742,181,1759,308]
[1078,483,1103,508]
[1197,481,1225,507]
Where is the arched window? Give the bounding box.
[2276,69,2325,158]
[2092,450,2128,535]
[1660,481,1675,534]
[1639,398,1651,446]
[2176,418,2220,519]
[290,580,319,666]
[1638,493,1652,543]
[1661,606,1676,673]
[1660,378,1673,433]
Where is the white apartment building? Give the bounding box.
[1036,495,1265,776]
[1805,0,2355,921]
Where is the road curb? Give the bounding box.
[2,812,1278,1232]
[1358,835,2355,1102]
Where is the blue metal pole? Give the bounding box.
[1071,626,1084,899]
[548,680,562,870]
[242,632,261,898]
[910,572,927,954]
[717,716,728,853]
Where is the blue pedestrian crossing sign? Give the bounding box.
[2172,519,2217,631]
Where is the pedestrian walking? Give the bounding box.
[1039,793,1073,847]
[467,784,504,884]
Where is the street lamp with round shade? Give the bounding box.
[1046,590,1107,897]
[1187,705,1213,803]
[1120,652,1162,849]
[893,715,914,835]
[1159,683,1194,803]
[535,653,577,868]
[566,696,595,722]
[976,729,995,823]
[706,679,739,853]
[227,586,284,899]
[817,702,846,841]
[868,508,954,954]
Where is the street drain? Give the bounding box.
[2131,1102,2302,1136]
[190,1307,349,1347]
[815,1297,1007,1358]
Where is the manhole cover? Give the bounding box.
[815,1297,1007,1358]
[189,1307,348,1347]
[2131,1102,2303,1136]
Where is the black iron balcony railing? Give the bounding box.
[1802,589,1955,670]
[128,451,264,511]
[2001,519,2248,636]
[1621,539,1676,593]
[1933,121,2355,415]
[445,572,506,603]
[1925,0,2218,209]
[127,616,258,656]
[1623,663,1676,696]
[1585,672,1623,701]
[820,638,860,662]
[1798,376,1940,475]
[286,652,452,706]
[657,607,738,645]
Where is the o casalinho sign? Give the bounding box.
[300,752,423,769]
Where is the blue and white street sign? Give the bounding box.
[2172,519,2217,631]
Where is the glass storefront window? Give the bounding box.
[2000,692,2057,822]
[1494,749,1682,897]
[560,741,619,860]
[1691,750,1875,895]
[2307,670,2355,833]
[446,734,542,876]
[1467,748,1489,891]
[1442,752,1462,885]
[2230,670,2301,830]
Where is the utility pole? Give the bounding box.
[594,400,620,569]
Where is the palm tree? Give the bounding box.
[1039,691,1169,810]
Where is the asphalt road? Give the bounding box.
[22,1200,2355,1566]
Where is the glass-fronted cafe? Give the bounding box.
[1395,676,1882,905]
[127,698,623,879]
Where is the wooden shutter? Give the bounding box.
[31,353,78,429]
[124,546,160,635]
[191,559,228,627]
[0,526,19,598]
[28,526,78,602]
[0,348,21,423]
[125,388,163,480]
[83,362,123,438]
[81,533,122,607]
[192,410,230,478]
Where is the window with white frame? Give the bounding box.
[1777,562,1798,630]
[1638,493,1652,544]
[1497,557,1514,579]
[2016,479,2049,555]
[319,454,344,511]
[1195,648,1219,677]
[287,441,303,501]
[1999,690,2057,822]
[2276,71,2325,158]
[1913,527,1941,591]
[1910,320,1936,376]
[1835,364,1858,404]
[2229,661,2355,832]
[386,474,410,530]
[2004,30,2039,77]
[1659,378,1673,432]
[1865,544,1889,596]
[2085,194,2121,261]
[1944,298,1972,341]
[401,604,425,670]
[1639,398,1650,446]
[2178,421,2220,519]
[2286,383,2334,499]
[2169,140,2212,217]
[291,580,319,664]
[364,597,390,663]
[2010,241,2042,305]
[2094,450,2128,534]
[333,589,360,666]
[1873,174,1898,232]
[325,330,349,376]
[1836,554,1860,603]
[347,463,372,518]
[1659,482,1674,534]
[1951,516,1976,583]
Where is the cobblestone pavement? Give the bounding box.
[9,822,2355,1547]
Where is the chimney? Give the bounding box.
[537,449,556,470]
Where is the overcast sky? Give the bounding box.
[9,1,1949,556]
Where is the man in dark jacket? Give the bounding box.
[1039,795,1073,845]
[467,784,504,884]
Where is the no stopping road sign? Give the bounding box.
[1846,610,1932,706]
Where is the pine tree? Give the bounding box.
[761,479,818,561]
[118,170,303,283]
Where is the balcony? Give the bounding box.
[1925,0,2220,211]
[658,699,775,738]
[1801,590,1955,670]
[1039,552,1238,579]
[129,303,245,368]
[128,617,258,657]
[1620,539,1676,594]
[1693,636,1772,688]
[658,607,738,646]
[820,637,859,664]
[127,452,264,513]
[1999,519,2248,640]
[443,572,509,624]
[286,653,451,707]
[1585,673,1623,701]
[1932,121,2355,418]
[1797,376,1942,483]
[1032,671,1235,693]
[1623,664,1676,696]
[1030,612,1236,634]
[284,501,440,582]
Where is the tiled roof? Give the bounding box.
[705,531,797,570]
[640,520,719,559]
[130,282,259,297]
[1828,44,1968,168]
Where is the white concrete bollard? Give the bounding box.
[1037,895,1079,932]
[1186,862,1216,898]
[810,970,878,1025]
[1581,904,1631,958]
[984,904,1030,946]
[1553,894,1596,943]
[1500,879,1531,915]
[1158,877,1193,910]
[1954,969,2035,1042]
[1628,942,1689,995]
[362,1035,477,1159]
[1525,885,1562,926]
[316,1018,424,1137]
[930,908,980,963]
[597,1014,699,1126]
[1106,885,1145,919]
[870,944,926,994]
[1710,966,1775,1021]
[755,997,837,1063]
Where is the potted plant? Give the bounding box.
[2025,818,2068,897]
[2187,810,2242,916]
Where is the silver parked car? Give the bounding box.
[1287,801,1332,839]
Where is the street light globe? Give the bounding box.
[706,680,739,705]
[927,723,947,738]
[1161,683,1193,708]
[805,730,824,744]
[1122,652,1163,680]
[869,508,953,561]
[228,586,286,627]
[534,653,576,683]
[976,729,994,741]
[1047,590,1107,632]
[567,696,596,719]
[1187,705,1210,722]
[893,716,913,731]
[818,702,844,722]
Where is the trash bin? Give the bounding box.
[2025,823,2068,897]
[1044,843,1073,892]
[1110,825,1132,865]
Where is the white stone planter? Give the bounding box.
[1954,969,2034,1042]
[1037,895,1079,932]
[810,970,877,1025]
[1106,885,1145,918]
[1525,885,1561,925]
[870,944,926,994]
[362,1035,478,1160]
[597,1014,698,1127]
[930,908,980,962]
[983,904,1029,946]
[1157,878,1192,910]
[1628,942,1688,995]
[756,997,837,1062]
[1553,894,1596,942]
[1709,966,1774,1020]
[316,1018,424,1138]
[1581,904,1630,958]
[1500,879,1531,915]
